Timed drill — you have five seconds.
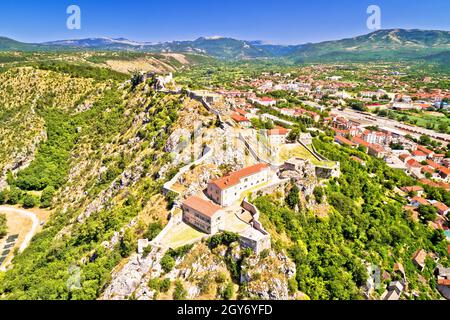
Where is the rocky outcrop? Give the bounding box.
[101,247,166,300]
[77,163,144,222]
[240,250,297,300]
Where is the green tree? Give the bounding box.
[119,229,136,258]
[161,254,176,273]
[40,186,55,208]
[221,282,234,300]
[313,186,325,204]
[22,194,37,209]
[7,187,22,205]
[286,185,300,209]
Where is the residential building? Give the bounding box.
[433,202,449,216]
[401,186,424,197]
[231,113,251,128]
[411,196,429,207]
[412,249,427,271]
[334,135,357,147]
[267,127,290,145]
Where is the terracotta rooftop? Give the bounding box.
[401,186,424,193]
[433,202,449,213]
[412,196,429,206]
[417,145,434,155]
[268,127,290,136]
[182,196,223,218]
[231,113,249,123]
[209,163,269,191]
[335,135,356,146]
[412,249,427,267]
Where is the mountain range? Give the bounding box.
[1,29,449,62]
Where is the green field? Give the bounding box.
[278,144,335,168]
[386,110,450,133]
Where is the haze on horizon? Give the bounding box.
[1,0,450,45]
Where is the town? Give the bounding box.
[116,62,450,300]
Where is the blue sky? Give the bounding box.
[1,0,449,44]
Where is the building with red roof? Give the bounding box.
[207,163,271,207]
[231,113,251,128]
[267,127,290,145]
[335,135,357,147]
[433,202,450,216]
[182,196,225,234]
[401,186,424,196]
[411,196,429,207]
[406,159,422,169]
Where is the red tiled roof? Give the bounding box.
[420,179,450,191]
[417,145,434,155]
[335,135,356,146]
[426,160,441,169]
[231,113,249,123]
[399,154,410,161]
[412,197,429,206]
[433,202,449,213]
[401,186,424,193]
[439,167,450,176]
[412,150,427,157]
[183,196,223,218]
[421,166,434,174]
[210,163,269,191]
[438,279,450,286]
[351,136,371,148]
[369,144,385,153]
[407,159,422,168]
[268,127,290,136]
[235,108,248,116]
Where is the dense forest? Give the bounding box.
[255,135,449,300]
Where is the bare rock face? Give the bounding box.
[164,128,191,153]
[241,250,297,300]
[101,247,165,300]
[78,163,144,222]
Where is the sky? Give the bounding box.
[1,0,449,45]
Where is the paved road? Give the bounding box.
[0,206,40,253]
[332,108,450,143]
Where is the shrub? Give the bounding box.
[144,222,163,241]
[22,194,37,209]
[221,282,234,300]
[0,214,7,238]
[40,186,55,208]
[173,281,187,300]
[161,254,176,273]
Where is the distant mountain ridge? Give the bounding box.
[1,29,449,62]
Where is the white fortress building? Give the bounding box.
[207,163,271,207]
[181,196,225,234]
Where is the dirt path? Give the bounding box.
[0,206,40,253]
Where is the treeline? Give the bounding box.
[28,61,129,81]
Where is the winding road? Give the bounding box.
[0,206,40,253]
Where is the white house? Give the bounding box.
[207,163,271,207]
[267,127,290,145]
